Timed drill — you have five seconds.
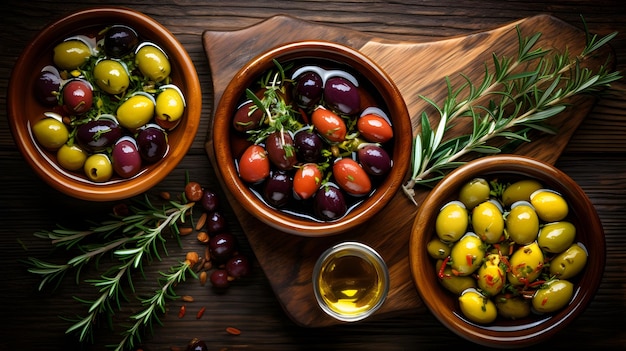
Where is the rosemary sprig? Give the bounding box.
[26,194,196,350]
[402,20,622,205]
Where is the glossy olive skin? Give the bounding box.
[458,289,497,324]
[103,25,139,57]
[506,202,540,245]
[263,170,293,207]
[477,254,505,296]
[112,137,142,178]
[266,131,297,170]
[357,144,392,177]
[136,124,168,163]
[502,179,543,206]
[56,144,87,171]
[314,183,347,221]
[116,93,155,130]
[323,76,360,115]
[135,44,171,82]
[427,238,450,260]
[537,221,576,254]
[450,233,485,276]
[495,294,531,319]
[76,118,122,152]
[472,200,504,244]
[549,243,588,279]
[232,100,264,133]
[35,70,61,106]
[436,260,476,295]
[32,117,69,150]
[53,39,91,70]
[294,128,323,163]
[435,201,468,243]
[532,279,574,313]
[93,59,130,95]
[62,79,93,114]
[293,71,323,109]
[459,177,490,209]
[83,153,113,182]
[531,189,569,222]
[156,87,185,122]
[507,241,544,285]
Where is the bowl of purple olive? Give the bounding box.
[212,40,412,236]
[7,7,201,201]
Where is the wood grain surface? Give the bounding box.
[1,1,625,350]
[203,14,610,327]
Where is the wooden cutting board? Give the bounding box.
[202,14,607,327]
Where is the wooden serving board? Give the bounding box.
[202,15,606,327]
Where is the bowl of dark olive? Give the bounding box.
[7,7,201,201]
[212,40,412,236]
[409,155,605,348]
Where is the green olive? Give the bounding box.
[83,153,113,182]
[507,241,544,286]
[549,243,587,279]
[155,86,185,122]
[530,189,569,222]
[116,93,155,130]
[53,39,91,70]
[32,117,69,150]
[450,233,485,276]
[93,59,130,95]
[56,144,87,171]
[436,260,476,295]
[506,201,539,244]
[538,221,576,254]
[532,279,574,313]
[135,43,171,82]
[471,200,504,244]
[477,254,506,296]
[459,178,490,209]
[459,288,497,324]
[502,179,543,206]
[495,294,531,320]
[435,201,468,243]
[427,238,451,260]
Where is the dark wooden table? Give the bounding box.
[1,1,625,350]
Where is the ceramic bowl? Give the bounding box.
[212,40,412,236]
[409,155,605,348]
[7,7,201,201]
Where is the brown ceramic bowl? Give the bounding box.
[212,41,412,236]
[409,155,605,348]
[7,7,201,201]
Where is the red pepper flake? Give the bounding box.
[196,306,206,319]
[226,326,241,335]
[438,256,451,279]
[466,254,473,266]
[542,296,549,306]
[178,304,186,318]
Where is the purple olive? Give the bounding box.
[34,69,61,106]
[324,76,360,115]
[263,170,293,207]
[357,144,392,176]
[314,183,347,221]
[209,232,237,263]
[265,130,297,170]
[136,124,168,163]
[62,79,93,114]
[201,189,220,212]
[293,71,323,109]
[76,117,122,152]
[232,100,264,133]
[112,136,142,178]
[226,254,251,278]
[294,128,323,163]
[104,25,139,57]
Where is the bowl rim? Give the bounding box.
[212,40,412,236]
[409,154,606,348]
[6,6,202,201]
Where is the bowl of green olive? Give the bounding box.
[409,155,605,348]
[7,7,201,201]
[211,40,412,236]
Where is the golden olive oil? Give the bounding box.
[313,242,389,321]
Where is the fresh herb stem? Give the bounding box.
[26,194,196,350]
[402,22,622,205]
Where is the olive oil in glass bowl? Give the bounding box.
[312,242,389,322]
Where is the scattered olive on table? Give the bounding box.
[31,24,186,183]
[427,177,588,324]
[231,62,395,222]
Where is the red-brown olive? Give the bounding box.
[209,232,237,263]
[206,211,227,234]
[210,269,230,288]
[62,79,93,114]
[232,100,264,133]
[187,338,208,351]
[226,254,251,278]
[200,189,220,212]
[265,130,297,170]
[111,136,142,178]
